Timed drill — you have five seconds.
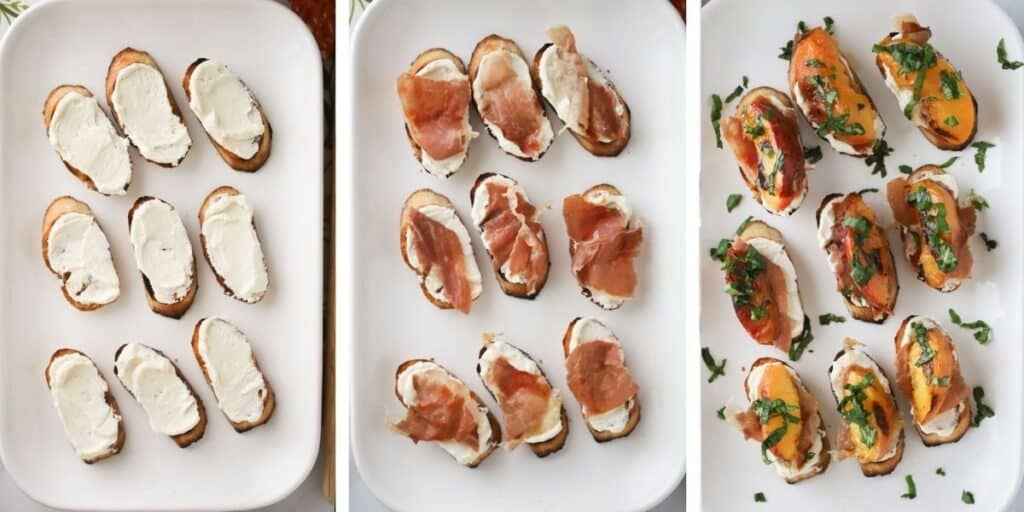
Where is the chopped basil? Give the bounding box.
[997,38,1024,70]
[865,139,893,177]
[803,145,822,164]
[710,94,724,149]
[754,492,766,503]
[901,474,917,499]
[981,233,998,251]
[949,308,992,344]
[805,58,826,68]
[751,398,800,464]
[962,490,975,505]
[717,406,726,420]
[939,69,963,100]
[837,372,878,447]
[907,186,959,273]
[936,467,946,476]
[945,115,959,127]
[797,20,808,33]
[899,164,913,175]
[779,40,794,61]
[736,215,754,235]
[972,386,995,427]
[931,375,950,387]
[788,316,814,361]
[938,156,958,168]
[726,194,743,212]
[724,76,749,104]
[702,347,727,383]
[912,322,936,367]
[823,16,835,34]
[818,313,846,325]
[968,189,989,211]
[710,238,731,262]
[971,141,996,172]
[873,42,937,119]
[807,75,865,138]
[857,187,879,195]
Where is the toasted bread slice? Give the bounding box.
[476,335,568,457]
[191,317,275,432]
[198,186,269,303]
[183,58,271,172]
[41,196,120,311]
[399,188,482,312]
[114,343,206,448]
[43,85,132,195]
[45,348,125,463]
[469,35,553,161]
[469,173,550,299]
[105,47,191,167]
[562,317,640,442]
[393,359,501,467]
[128,196,197,318]
[742,357,830,484]
[531,26,631,156]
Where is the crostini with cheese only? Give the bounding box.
[198,186,269,304]
[128,196,197,318]
[191,317,275,432]
[42,196,120,311]
[45,348,125,464]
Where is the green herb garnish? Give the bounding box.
[912,322,936,367]
[901,474,917,499]
[803,145,822,164]
[823,16,835,34]
[971,141,996,172]
[936,467,946,476]
[837,372,878,447]
[907,186,959,273]
[980,233,998,251]
[717,406,726,420]
[858,187,879,195]
[938,156,958,168]
[873,42,937,119]
[865,139,893,177]
[702,347,727,383]
[972,386,995,427]
[968,189,989,211]
[724,76,749,104]
[998,38,1024,70]
[899,164,913,175]
[754,492,766,503]
[0,1,26,26]
[945,116,959,127]
[779,40,794,61]
[751,398,800,464]
[939,69,963,100]
[962,490,975,505]
[710,238,731,262]
[805,58,826,68]
[818,313,846,325]
[727,194,743,213]
[807,75,866,139]
[949,308,992,344]
[788,316,814,361]
[710,94,724,149]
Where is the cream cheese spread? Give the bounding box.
[48,352,121,460]
[200,192,269,303]
[111,63,191,165]
[187,60,265,159]
[47,212,120,306]
[115,343,199,436]
[48,91,131,195]
[196,317,268,424]
[129,199,194,304]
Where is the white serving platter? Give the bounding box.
[0,0,323,510]
[349,0,685,510]
[701,0,1023,510]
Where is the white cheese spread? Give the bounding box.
[200,192,269,303]
[129,199,194,305]
[114,343,199,436]
[47,212,120,306]
[111,63,191,165]
[48,91,131,195]
[196,317,268,424]
[187,60,265,159]
[47,352,120,460]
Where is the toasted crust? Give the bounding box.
[568,184,634,310]
[892,316,972,446]
[128,196,197,318]
[744,357,831,484]
[190,318,275,432]
[43,85,130,194]
[529,43,631,157]
[403,48,470,177]
[113,344,206,448]
[394,358,501,468]
[183,58,272,172]
[41,196,118,311]
[45,348,125,463]
[105,47,191,167]
[198,186,269,303]
[561,317,641,442]
[399,188,476,310]
[469,173,550,299]
[475,341,568,457]
[469,34,550,162]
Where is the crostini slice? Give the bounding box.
[45,348,125,463]
[731,357,830,484]
[128,196,198,318]
[887,165,975,292]
[105,47,192,167]
[113,343,206,448]
[531,25,631,156]
[893,315,972,446]
[816,192,899,322]
[562,184,643,310]
[562,317,640,442]
[400,188,483,314]
[198,186,269,304]
[183,58,271,172]
[789,26,885,156]
[191,317,275,432]
[721,219,812,359]
[396,48,477,178]
[873,14,978,151]
[829,339,905,477]
[42,196,120,310]
[469,173,550,299]
[477,333,567,457]
[723,87,810,215]
[43,85,131,195]
[469,34,554,161]
[392,359,501,468]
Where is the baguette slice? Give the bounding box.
[469,173,550,299]
[562,317,641,442]
[191,317,275,432]
[892,316,972,446]
[399,188,483,313]
[128,196,198,318]
[45,348,125,463]
[476,334,568,457]
[183,58,272,172]
[198,186,269,303]
[105,47,191,167]
[531,25,631,156]
[392,359,501,467]
[43,85,132,195]
[41,196,120,311]
[114,343,207,448]
[469,35,554,161]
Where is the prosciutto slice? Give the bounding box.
[406,208,473,313]
[477,53,546,155]
[394,374,479,448]
[396,72,471,160]
[477,179,548,295]
[491,357,552,445]
[545,25,625,144]
[563,193,643,299]
[566,340,638,414]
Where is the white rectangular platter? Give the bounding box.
[0,0,323,510]
[349,0,685,510]
[701,0,1023,510]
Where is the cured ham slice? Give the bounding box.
[470,173,549,298]
[562,185,643,310]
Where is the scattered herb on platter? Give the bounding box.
[857,187,879,195]
[823,16,835,35]
[818,313,846,325]
[971,141,996,172]
[865,139,893,177]
[710,238,731,262]
[0,0,26,26]
[736,215,754,235]
[779,40,794,61]
[936,467,946,476]
[724,76,749,103]
[938,156,958,168]
[717,406,726,420]
[803,145,823,164]
[727,194,743,213]
[899,164,913,175]
[901,475,917,499]
[788,317,814,361]
[980,233,998,251]
[972,386,995,427]
[997,38,1024,70]
[962,491,975,505]
[949,308,992,344]
[754,492,766,503]
[710,94,724,148]
[968,189,989,211]
[702,347,727,383]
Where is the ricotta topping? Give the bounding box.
[48,91,131,195]
[200,192,269,303]
[404,204,483,303]
[396,361,493,465]
[187,60,265,159]
[114,343,199,436]
[47,212,120,306]
[472,50,553,159]
[415,60,477,178]
[478,337,563,444]
[745,238,804,339]
[568,317,633,433]
[129,199,194,305]
[196,317,268,423]
[47,352,120,460]
[111,63,191,165]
